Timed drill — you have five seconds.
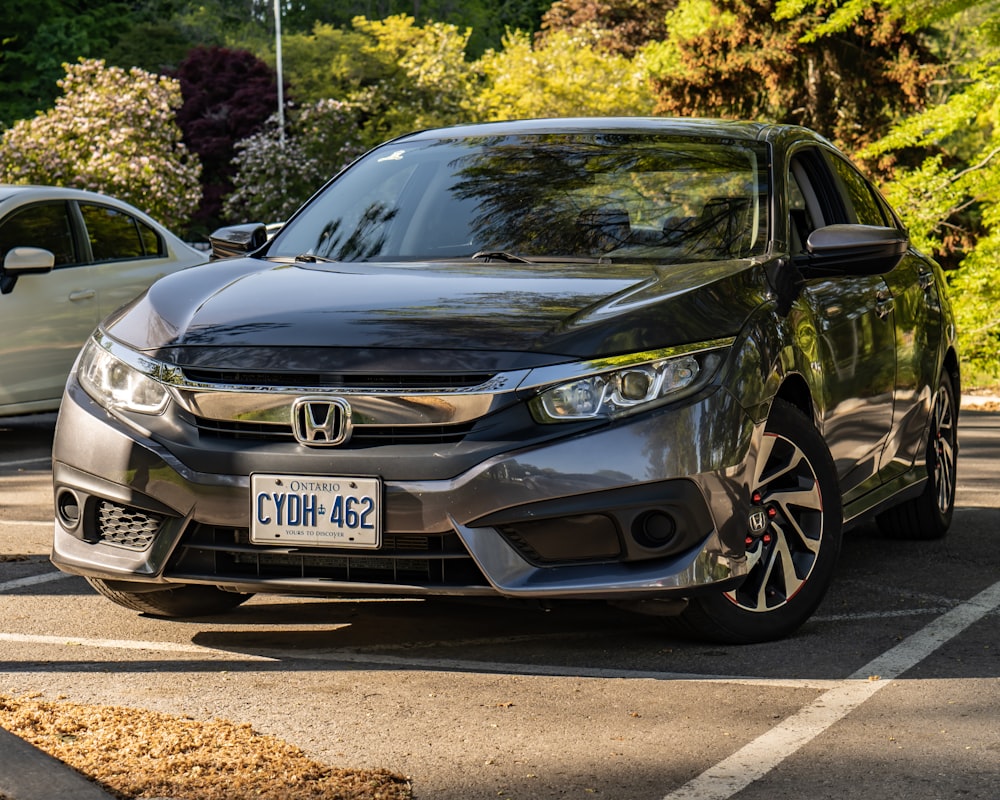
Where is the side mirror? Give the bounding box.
[208,223,269,260]
[1,247,56,294]
[803,224,909,275]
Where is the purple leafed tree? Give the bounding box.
[174,46,281,235]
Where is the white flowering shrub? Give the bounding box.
[0,58,201,232]
[223,99,366,224]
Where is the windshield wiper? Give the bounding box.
[470,250,533,263]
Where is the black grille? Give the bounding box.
[93,500,163,550]
[193,417,476,445]
[167,525,489,587]
[182,368,495,389]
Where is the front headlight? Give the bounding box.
[529,343,729,423]
[77,336,170,415]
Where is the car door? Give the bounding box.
[77,201,174,319]
[822,154,945,480]
[788,148,896,503]
[0,200,99,413]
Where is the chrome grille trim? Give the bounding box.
[174,388,497,428]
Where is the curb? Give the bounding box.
[961,394,1000,411]
[0,725,116,800]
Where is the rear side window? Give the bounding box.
[0,201,78,266]
[81,203,164,261]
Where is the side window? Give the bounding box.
[825,154,890,227]
[137,221,163,255]
[80,203,163,261]
[0,202,78,266]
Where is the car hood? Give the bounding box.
[105,257,769,371]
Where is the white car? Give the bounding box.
[0,185,205,417]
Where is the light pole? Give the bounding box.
[273,0,285,144]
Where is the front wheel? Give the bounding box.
[670,399,842,644]
[86,578,252,618]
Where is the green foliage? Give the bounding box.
[0,59,202,232]
[279,23,380,104]
[645,0,935,153]
[784,0,1000,382]
[350,15,479,141]
[0,1,131,126]
[256,0,552,56]
[281,15,478,147]
[475,28,655,120]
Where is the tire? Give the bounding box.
[86,578,252,618]
[669,399,842,644]
[876,375,957,540]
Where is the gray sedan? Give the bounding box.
[49,119,959,643]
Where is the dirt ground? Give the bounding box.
[0,693,411,800]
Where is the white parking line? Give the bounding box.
[0,571,69,592]
[0,457,50,469]
[661,578,1000,800]
[0,631,277,661]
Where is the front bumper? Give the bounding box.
[51,379,757,601]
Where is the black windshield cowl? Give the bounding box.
[470,250,534,263]
[294,253,338,263]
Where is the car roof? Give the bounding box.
[0,184,125,204]
[390,117,829,146]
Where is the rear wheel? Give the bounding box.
[670,399,842,644]
[86,578,252,618]
[876,375,957,540]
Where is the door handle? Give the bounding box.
[69,289,96,302]
[875,291,894,320]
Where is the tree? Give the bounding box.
[224,99,367,223]
[0,58,201,232]
[277,23,381,105]
[347,15,479,142]
[0,1,131,127]
[474,28,656,120]
[776,0,1000,382]
[173,45,280,236]
[538,0,675,57]
[645,0,936,153]
[278,16,477,146]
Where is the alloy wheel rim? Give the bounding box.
[931,384,957,515]
[727,432,825,612]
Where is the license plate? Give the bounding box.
[250,474,381,549]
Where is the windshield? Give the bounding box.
[269,132,770,264]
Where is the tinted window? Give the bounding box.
[826,154,889,227]
[272,133,770,264]
[0,202,78,266]
[81,203,163,261]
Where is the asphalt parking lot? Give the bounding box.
[1,409,998,799]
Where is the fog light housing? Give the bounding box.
[631,510,679,551]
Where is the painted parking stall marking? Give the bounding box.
[662,578,1000,800]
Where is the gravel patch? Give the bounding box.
[0,694,410,800]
